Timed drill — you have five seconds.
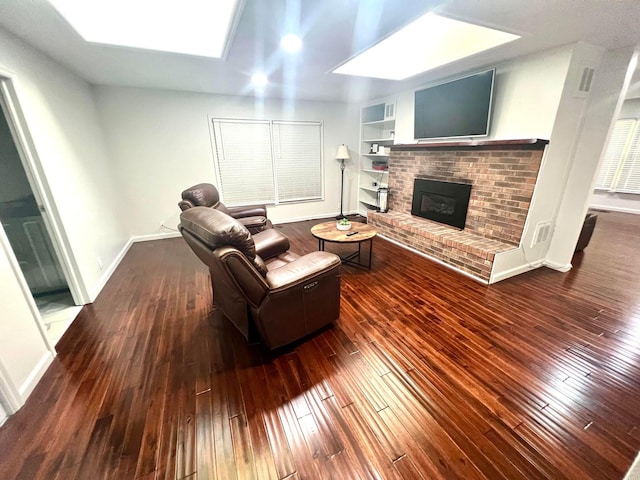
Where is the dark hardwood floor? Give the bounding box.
[0,210,639,479]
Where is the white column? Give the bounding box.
[546,46,638,268]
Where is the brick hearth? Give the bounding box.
[368,139,547,282]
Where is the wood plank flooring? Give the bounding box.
[0,210,639,479]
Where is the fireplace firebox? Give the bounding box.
[411,178,472,229]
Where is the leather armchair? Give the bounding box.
[575,213,598,252]
[178,183,273,234]
[179,207,341,350]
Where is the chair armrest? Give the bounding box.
[227,205,267,219]
[218,248,270,307]
[178,200,195,211]
[266,251,341,293]
[253,229,290,260]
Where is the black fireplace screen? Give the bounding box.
[411,178,472,229]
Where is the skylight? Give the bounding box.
[333,12,520,80]
[48,0,242,58]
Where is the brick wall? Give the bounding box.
[389,148,544,246]
[368,210,514,281]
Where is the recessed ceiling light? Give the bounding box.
[332,12,520,80]
[47,0,242,58]
[280,34,303,53]
[251,73,268,87]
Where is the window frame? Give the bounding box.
[209,117,325,207]
[595,117,640,195]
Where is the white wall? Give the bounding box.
[393,45,573,145]
[94,87,360,236]
[0,27,129,301]
[589,98,640,214]
[0,26,129,415]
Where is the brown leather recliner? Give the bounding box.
[575,213,598,252]
[179,207,341,350]
[178,183,273,234]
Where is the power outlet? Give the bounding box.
[97,257,103,270]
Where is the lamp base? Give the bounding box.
[336,213,346,220]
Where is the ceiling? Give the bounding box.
[1,0,640,103]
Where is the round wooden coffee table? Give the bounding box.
[310,221,377,270]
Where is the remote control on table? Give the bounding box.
[346,231,358,236]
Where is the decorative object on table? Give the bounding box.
[311,220,378,270]
[377,186,389,213]
[369,143,379,154]
[335,144,350,220]
[336,218,352,231]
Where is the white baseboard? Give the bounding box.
[90,231,183,300]
[87,215,360,303]
[490,261,544,283]
[377,234,489,285]
[18,351,54,402]
[273,210,359,225]
[543,260,572,272]
[131,231,182,242]
[89,237,134,301]
[589,204,640,215]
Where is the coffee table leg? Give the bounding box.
[367,238,373,270]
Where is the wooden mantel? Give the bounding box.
[391,138,549,151]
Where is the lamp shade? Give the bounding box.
[335,144,350,160]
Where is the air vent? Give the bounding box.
[574,67,595,98]
[531,221,552,247]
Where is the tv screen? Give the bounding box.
[414,69,495,140]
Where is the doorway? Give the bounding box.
[0,80,82,345]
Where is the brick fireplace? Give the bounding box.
[368,139,547,282]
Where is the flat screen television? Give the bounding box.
[414,69,495,140]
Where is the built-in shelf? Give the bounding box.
[362,119,395,127]
[359,99,396,215]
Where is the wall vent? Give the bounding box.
[574,67,595,98]
[531,221,552,247]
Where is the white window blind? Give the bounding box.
[617,126,640,193]
[272,121,322,202]
[595,118,640,194]
[212,120,275,205]
[212,118,323,206]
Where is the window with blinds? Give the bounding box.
[595,118,640,194]
[211,118,323,206]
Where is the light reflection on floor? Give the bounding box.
[35,291,82,345]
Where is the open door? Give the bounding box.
[0,76,86,345]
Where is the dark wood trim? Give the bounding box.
[391,138,549,151]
